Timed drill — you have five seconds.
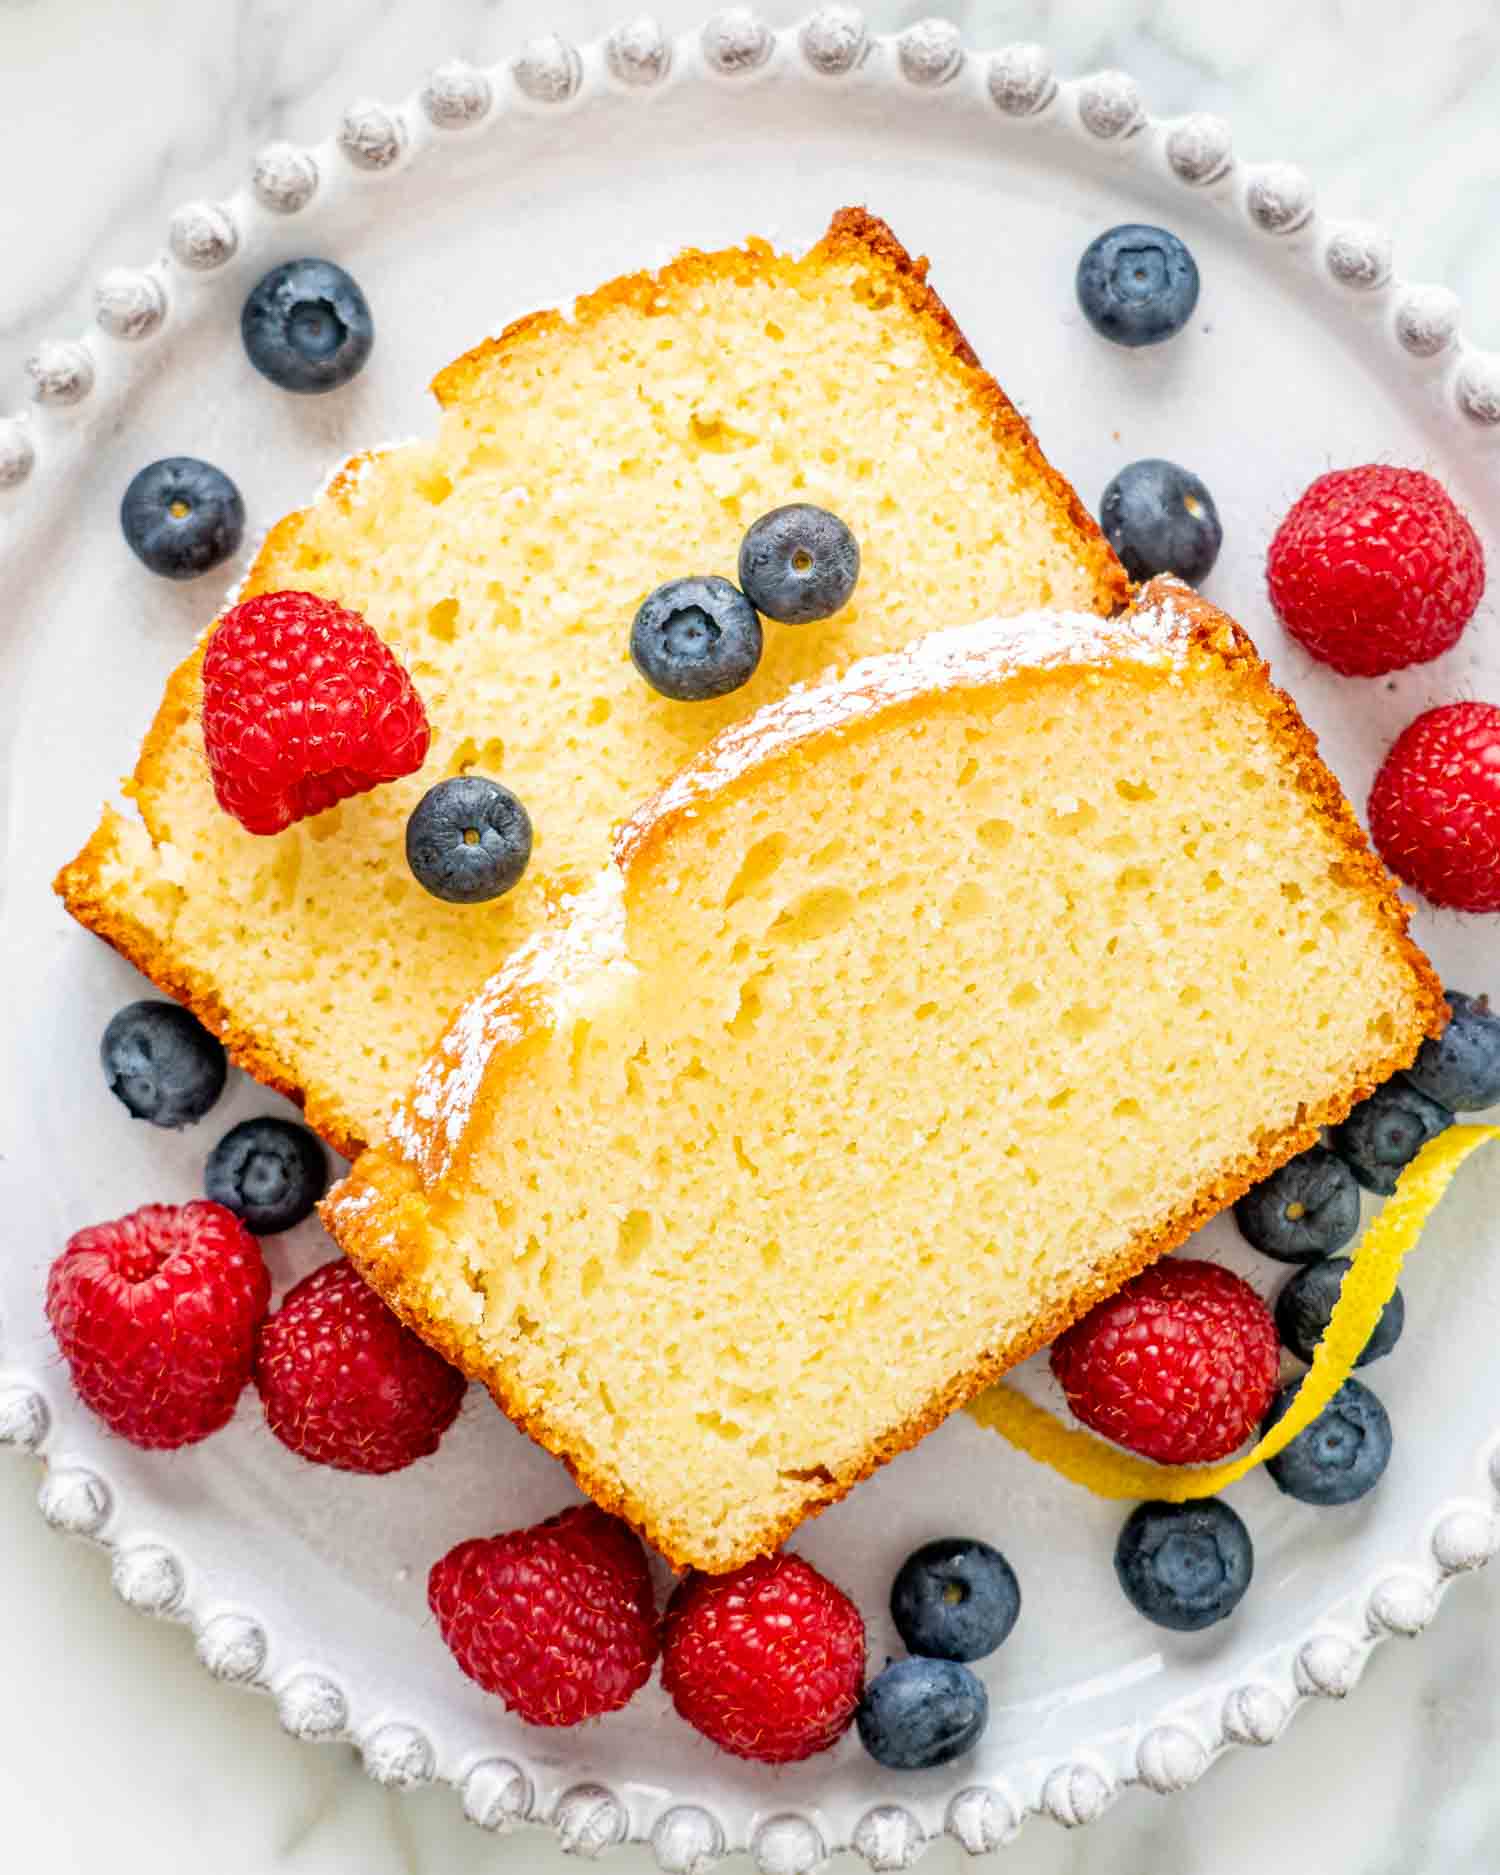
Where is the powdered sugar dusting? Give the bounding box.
[616,592,1193,868]
[332,1184,377,1218]
[323,1177,381,1242]
[209,440,418,627]
[315,436,418,507]
[547,868,634,1024]
[216,545,263,620]
[390,869,632,1180]
[323,1175,405,1269]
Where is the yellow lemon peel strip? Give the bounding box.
[965,1124,1500,1501]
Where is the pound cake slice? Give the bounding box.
[56,208,1126,1159]
[325,578,1444,1574]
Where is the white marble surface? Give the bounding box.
[3,2,1500,1870]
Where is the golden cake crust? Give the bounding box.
[54,209,1127,1164]
[325,578,1445,1572]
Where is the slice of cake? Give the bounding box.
[324,578,1444,1574]
[55,209,1126,1159]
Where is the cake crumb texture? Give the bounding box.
[325,580,1444,1573]
[55,208,1126,1159]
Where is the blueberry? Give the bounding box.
[1330,1079,1453,1196]
[1263,1377,1392,1505]
[241,258,374,393]
[120,457,245,580]
[1099,458,1222,585]
[630,577,762,701]
[855,1657,989,1770]
[1114,1498,1253,1632]
[405,776,533,905]
[205,1117,328,1234]
[101,1000,227,1128]
[738,504,860,624]
[1275,1258,1404,1368]
[1076,224,1200,348]
[1403,991,1500,1112]
[1232,1146,1361,1262]
[890,1537,1020,1663]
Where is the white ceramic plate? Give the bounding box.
[3,16,1499,1871]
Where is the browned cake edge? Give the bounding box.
[324,578,1447,1573]
[53,208,1128,1164]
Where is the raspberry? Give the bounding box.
[46,1202,269,1449]
[254,1259,466,1473]
[1368,701,1500,913]
[429,1504,658,1725]
[548,1499,657,1612]
[1266,466,1484,676]
[661,1552,866,1763]
[202,590,430,835]
[1050,1258,1280,1465]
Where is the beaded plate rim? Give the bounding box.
[3,12,1499,1870]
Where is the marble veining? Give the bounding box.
[3,3,1500,1873]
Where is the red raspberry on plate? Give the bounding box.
[255,1259,466,1473]
[202,589,430,835]
[661,1551,866,1763]
[1266,465,1484,676]
[46,1201,269,1449]
[1050,1257,1280,1466]
[429,1503,658,1725]
[1369,701,1500,913]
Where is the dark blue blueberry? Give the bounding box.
[1114,1498,1253,1631]
[1076,224,1200,348]
[405,776,533,905]
[1099,458,1222,584]
[890,1537,1020,1663]
[737,504,860,624]
[1275,1258,1404,1368]
[1330,1079,1453,1196]
[120,457,245,580]
[855,1657,989,1770]
[1232,1146,1361,1262]
[630,576,762,701]
[101,1000,227,1128]
[205,1117,328,1234]
[241,258,374,393]
[1263,1377,1392,1505]
[1403,991,1500,1112]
